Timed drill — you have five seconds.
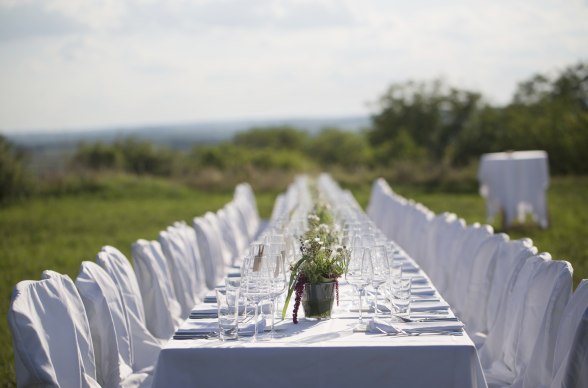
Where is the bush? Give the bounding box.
[0,136,30,202]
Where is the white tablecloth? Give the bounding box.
[478,150,549,228]
[152,278,487,387]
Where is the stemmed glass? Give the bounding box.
[265,234,288,338]
[346,247,372,330]
[241,243,272,342]
[369,245,389,317]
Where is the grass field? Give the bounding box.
[1,174,587,386]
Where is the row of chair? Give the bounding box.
[8,183,265,387]
[366,177,587,388]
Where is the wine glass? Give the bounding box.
[264,234,288,337]
[241,246,272,342]
[370,245,389,317]
[345,247,372,330]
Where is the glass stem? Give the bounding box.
[374,287,379,317]
[253,301,259,342]
[358,288,363,324]
[270,297,276,332]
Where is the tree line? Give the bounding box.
[1,60,586,202]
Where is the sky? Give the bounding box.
[1,0,587,133]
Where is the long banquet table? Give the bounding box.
[151,270,487,387]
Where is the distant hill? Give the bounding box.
[4,115,370,150]
[2,115,370,175]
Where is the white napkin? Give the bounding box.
[190,305,218,317]
[411,286,436,296]
[175,316,266,337]
[367,318,464,334]
[410,300,449,312]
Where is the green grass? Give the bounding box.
[0,175,278,386]
[1,174,587,386]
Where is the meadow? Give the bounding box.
[1,174,587,386]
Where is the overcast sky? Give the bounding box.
[1,0,587,132]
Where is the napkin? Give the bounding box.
[175,316,266,337]
[190,305,218,319]
[190,302,272,319]
[411,286,436,296]
[410,300,450,312]
[366,318,464,334]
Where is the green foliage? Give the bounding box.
[369,79,483,164]
[452,61,588,172]
[233,126,309,150]
[307,128,372,168]
[71,138,182,176]
[0,135,31,202]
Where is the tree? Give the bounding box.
[0,135,30,202]
[368,79,483,164]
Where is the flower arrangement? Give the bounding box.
[282,201,350,323]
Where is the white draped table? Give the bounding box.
[152,281,487,388]
[478,150,549,228]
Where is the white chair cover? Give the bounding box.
[9,275,100,388]
[132,239,183,340]
[421,212,457,276]
[519,261,574,388]
[480,255,547,385]
[217,207,241,265]
[76,261,151,387]
[224,201,250,256]
[96,247,163,371]
[234,183,261,239]
[193,216,226,289]
[159,227,200,318]
[446,223,494,314]
[462,233,509,338]
[428,215,465,291]
[483,258,572,387]
[204,211,232,268]
[483,238,537,338]
[550,279,588,388]
[173,221,207,300]
[554,308,588,388]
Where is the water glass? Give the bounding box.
[391,278,411,319]
[216,287,240,341]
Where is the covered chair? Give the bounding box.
[480,258,572,387]
[8,274,100,387]
[549,279,588,388]
[96,246,164,370]
[159,225,201,318]
[193,216,225,289]
[132,239,183,340]
[75,261,152,387]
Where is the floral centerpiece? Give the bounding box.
[282,200,349,323]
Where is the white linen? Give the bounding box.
[552,308,588,388]
[518,260,573,388]
[480,258,572,387]
[193,216,224,289]
[462,233,509,339]
[366,318,464,334]
[132,239,183,339]
[76,261,154,387]
[448,224,494,314]
[152,285,487,388]
[159,226,200,317]
[9,275,100,387]
[480,239,537,343]
[550,279,588,388]
[478,150,549,228]
[96,247,163,372]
